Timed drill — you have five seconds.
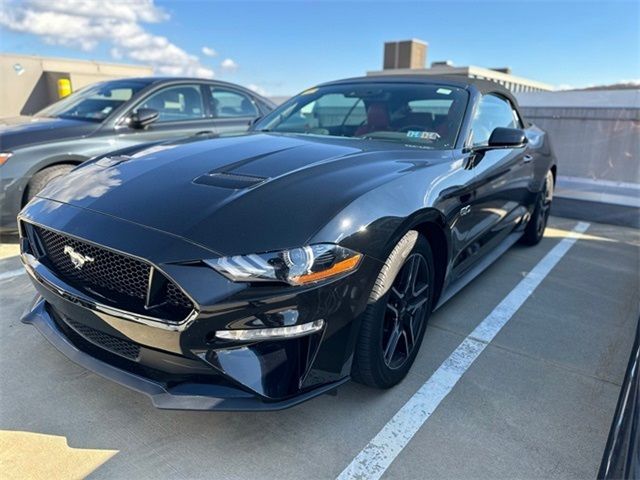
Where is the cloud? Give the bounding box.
[27,0,169,23]
[201,46,217,57]
[0,0,214,78]
[220,58,238,72]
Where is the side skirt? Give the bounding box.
[434,231,522,311]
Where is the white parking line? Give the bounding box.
[337,221,591,480]
[0,268,26,281]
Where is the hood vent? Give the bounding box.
[194,172,267,189]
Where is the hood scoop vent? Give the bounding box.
[194,171,267,190]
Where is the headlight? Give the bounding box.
[0,152,13,166]
[206,244,362,286]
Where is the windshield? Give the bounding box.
[255,83,468,148]
[36,80,148,122]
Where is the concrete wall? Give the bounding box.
[0,54,152,118]
[517,89,640,108]
[517,90,640,184]
[521,106,639,183]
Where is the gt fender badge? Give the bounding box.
[63,245,94,270]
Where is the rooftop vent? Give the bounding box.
[383,39,427,70]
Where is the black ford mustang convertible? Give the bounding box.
[19,76,556,410]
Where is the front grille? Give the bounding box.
[35,225,151,300]
[166,282,192,309]
[68,320,141,360]
[48,305,225,386]
[28,224,194,320]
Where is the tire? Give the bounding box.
[520,169,554,246]
[352,231,435,388]
[24,164,75,205]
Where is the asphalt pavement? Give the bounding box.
[0,217,638,479]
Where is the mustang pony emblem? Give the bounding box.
[63,245,94,270]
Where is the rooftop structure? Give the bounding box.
[368,39,554,92]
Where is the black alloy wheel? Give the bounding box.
[352,232,435,388]
[382,253,430,370]
[536,170,554,237]
[521,170,554,246]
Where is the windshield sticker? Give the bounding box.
[436,88,452,95]
[406,130,441,141]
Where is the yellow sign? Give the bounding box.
[57,78,72,98]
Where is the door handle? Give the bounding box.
[195,130,214,136]
[523,154,534,163]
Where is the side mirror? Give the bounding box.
[129,108,159,129]
[486,127,528,149]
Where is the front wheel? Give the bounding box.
[520,170,554,246]
[352,231,435,389]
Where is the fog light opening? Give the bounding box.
[215,319,325,341]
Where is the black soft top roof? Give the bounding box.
[318,74,518,104]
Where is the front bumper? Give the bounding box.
[18,198,381,410]
[22,297,348,411]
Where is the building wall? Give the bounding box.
[518,90,640,183]
[0,54,152,118]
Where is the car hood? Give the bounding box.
[36,133,441,256]
[0,116,99,150]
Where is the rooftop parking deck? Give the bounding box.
[0,217,638,479]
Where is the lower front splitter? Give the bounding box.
[21,298,349,411]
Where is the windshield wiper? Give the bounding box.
[356,134,396,142]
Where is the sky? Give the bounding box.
[0,0,638,96]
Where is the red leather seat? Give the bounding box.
[355,103,390,136]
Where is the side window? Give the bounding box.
[210,88,258,118]
[136,85,205,123]
[470,94,518,146]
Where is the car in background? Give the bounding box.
[0,77,275,233]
